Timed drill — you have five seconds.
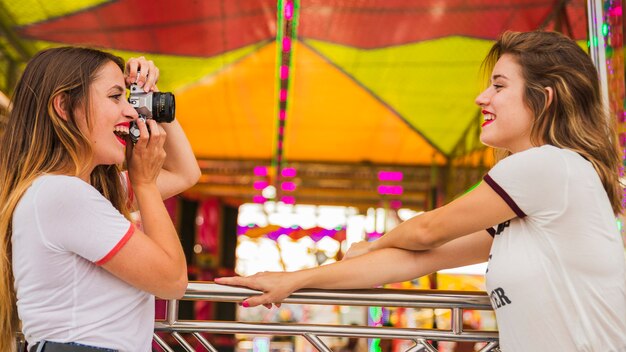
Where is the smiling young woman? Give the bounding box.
[0,47,200,351]
[216,31,626,352]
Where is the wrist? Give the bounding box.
[161,119,180,131]
[289,269,312,290]
[131,182,159,196]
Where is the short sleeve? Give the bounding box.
[34,176,134,265]
[484,146,568,218]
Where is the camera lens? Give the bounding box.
[152,92,175,123]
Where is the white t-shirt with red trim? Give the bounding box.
[484,145,626,351]
[12,175,154,352]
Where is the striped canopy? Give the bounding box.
[0,0,590,206]
[2,0,588,161]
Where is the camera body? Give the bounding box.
[128,84,176,143]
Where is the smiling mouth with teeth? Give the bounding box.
[114,125,130,145]
[482,113,495,127]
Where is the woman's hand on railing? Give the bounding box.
[215,271,301,309]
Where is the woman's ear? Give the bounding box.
[52,93,69,121]
[544,86,554,108]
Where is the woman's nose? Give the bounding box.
[124,100,139,119]
[475,89,490,107]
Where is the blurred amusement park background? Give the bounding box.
[0,1,624,352]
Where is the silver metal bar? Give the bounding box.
[154,282,498,349]
[192,332,219,352]
[303,333,333,352]
[153,333,175,352]
[185,282,492,310]
[416,339,438,352]
[172,331,195,352]
[155,321,498,342]
[404,341,426,352]
[451,307,463,334]
[479,341,500,352]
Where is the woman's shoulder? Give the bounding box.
[497,144,566,167]
[493,145,592,183]
[35,174,89,188]
[30,174,97,200]
[520,145,590,167]
[514,144,564,157]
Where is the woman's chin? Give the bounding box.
[479,134,493,147]
[98,154,126,167]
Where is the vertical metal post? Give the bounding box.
[451,307,463,334]
[167,299,179,325]
[587,0,610,111]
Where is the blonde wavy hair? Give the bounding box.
[482,31,623,215]
[0,47,131,350]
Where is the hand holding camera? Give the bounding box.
[128,83,176,143]
[124,57,176,143]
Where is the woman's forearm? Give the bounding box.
[296,230,491,290]
[215,231,490,307]
[368,213,433,252]
[161,120,201,186]
[154,120,201,199]
[294,247,434,290]
[369,182,515,252]
[134,183,187,279]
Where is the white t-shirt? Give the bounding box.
[12,175,154,352]
[484,145,626,351]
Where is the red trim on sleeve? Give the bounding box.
[95,223,135,266]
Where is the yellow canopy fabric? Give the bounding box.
[0,0,589,168]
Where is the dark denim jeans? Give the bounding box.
[29,341,117,352]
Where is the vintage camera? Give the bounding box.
[128,83,176,143]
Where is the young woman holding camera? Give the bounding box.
[0,47,200,351]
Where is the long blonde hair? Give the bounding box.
[0,47,131,349]
[482,31,623,215]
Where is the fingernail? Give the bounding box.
[242,301,249,308]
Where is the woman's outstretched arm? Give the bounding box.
[215,229,492,307]
[361,182,515,253]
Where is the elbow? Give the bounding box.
[191,163,201,184]
[174,275,189,298]
[413,220,446,250]
[174,166,201,194]
[414,234,440,250]
[171,270,189,298]
[158,274,189,299]
[157,261,189,299]
[185,163,201,189]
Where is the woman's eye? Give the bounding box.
[493,84,503,90]
[110,94,122,101]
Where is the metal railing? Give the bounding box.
[154,282,500,352]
